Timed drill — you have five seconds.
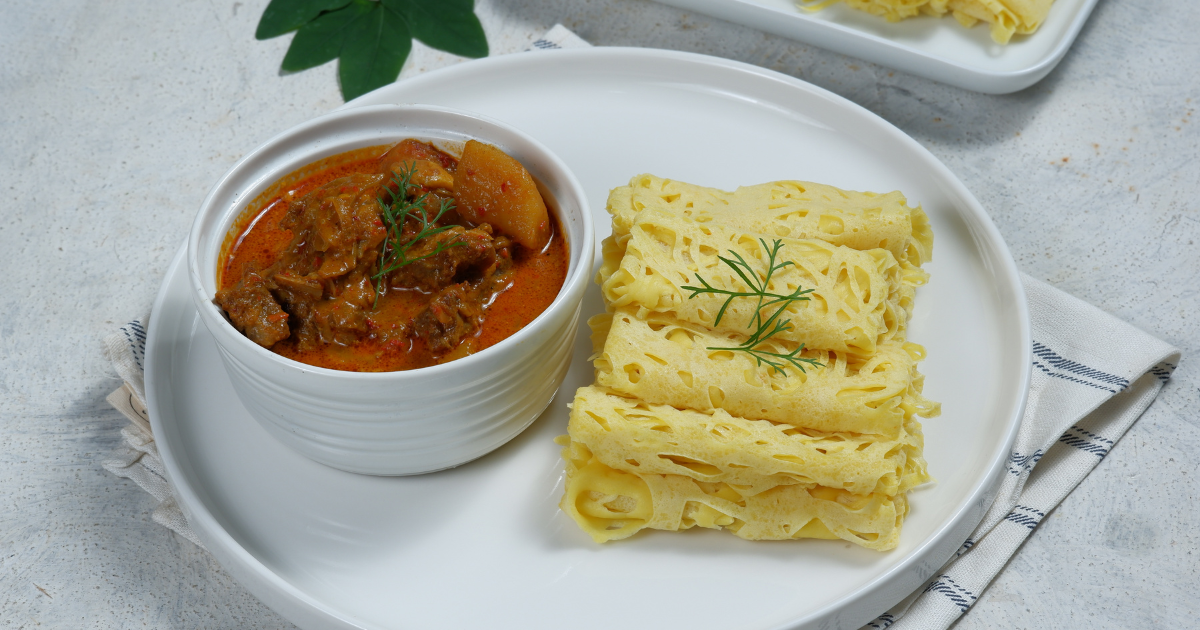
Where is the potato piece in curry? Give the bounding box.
[214,139,568,372]
[455,140,551,250]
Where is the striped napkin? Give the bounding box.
[100,26,1180,630]
[864,273,1178,629]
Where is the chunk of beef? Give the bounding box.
[411,283,485,353]
[407,233,517,355]
[278,255,379,351]
[382,159,454,194]
[273,272,322,298]
[279,173,387,280]
[388,224,497,293]
[236,173,389,350]
[308,269,376,346]
[378,139,457,174]
[214,272,289,348]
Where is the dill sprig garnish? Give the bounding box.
[680,238,824,375]
[372,163,464,307]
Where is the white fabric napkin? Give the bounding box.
[102,318,205,549]
[100,25,1180,629]
[529,23,592,51]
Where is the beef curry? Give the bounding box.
[215,139,568,372]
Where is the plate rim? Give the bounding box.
[651,0,1102,93]
[147,46,1031,630]
[148,243,372,630]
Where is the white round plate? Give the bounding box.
[146,48,1030,630]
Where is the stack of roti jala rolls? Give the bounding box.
[558,174,940,551]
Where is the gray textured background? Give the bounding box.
[2,0,1197,627]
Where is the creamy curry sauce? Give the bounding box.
[216,142,568,372]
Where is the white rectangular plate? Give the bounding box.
[654,0,1100,93]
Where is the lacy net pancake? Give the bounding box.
[606,174,933,271]
[599,208,912,355]
[589,308,940,437]
[559,386,930,549]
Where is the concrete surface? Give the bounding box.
[1,0,1197,627]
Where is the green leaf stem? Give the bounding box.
[372,163,465,308]
[680,239,824,375]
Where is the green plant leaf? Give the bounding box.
[384,0,487,58]
[280,0,374,72]
[338,2,413,101]
[256,0,354,40]
[257,0,489,101]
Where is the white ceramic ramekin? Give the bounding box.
[187,104,593,475]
